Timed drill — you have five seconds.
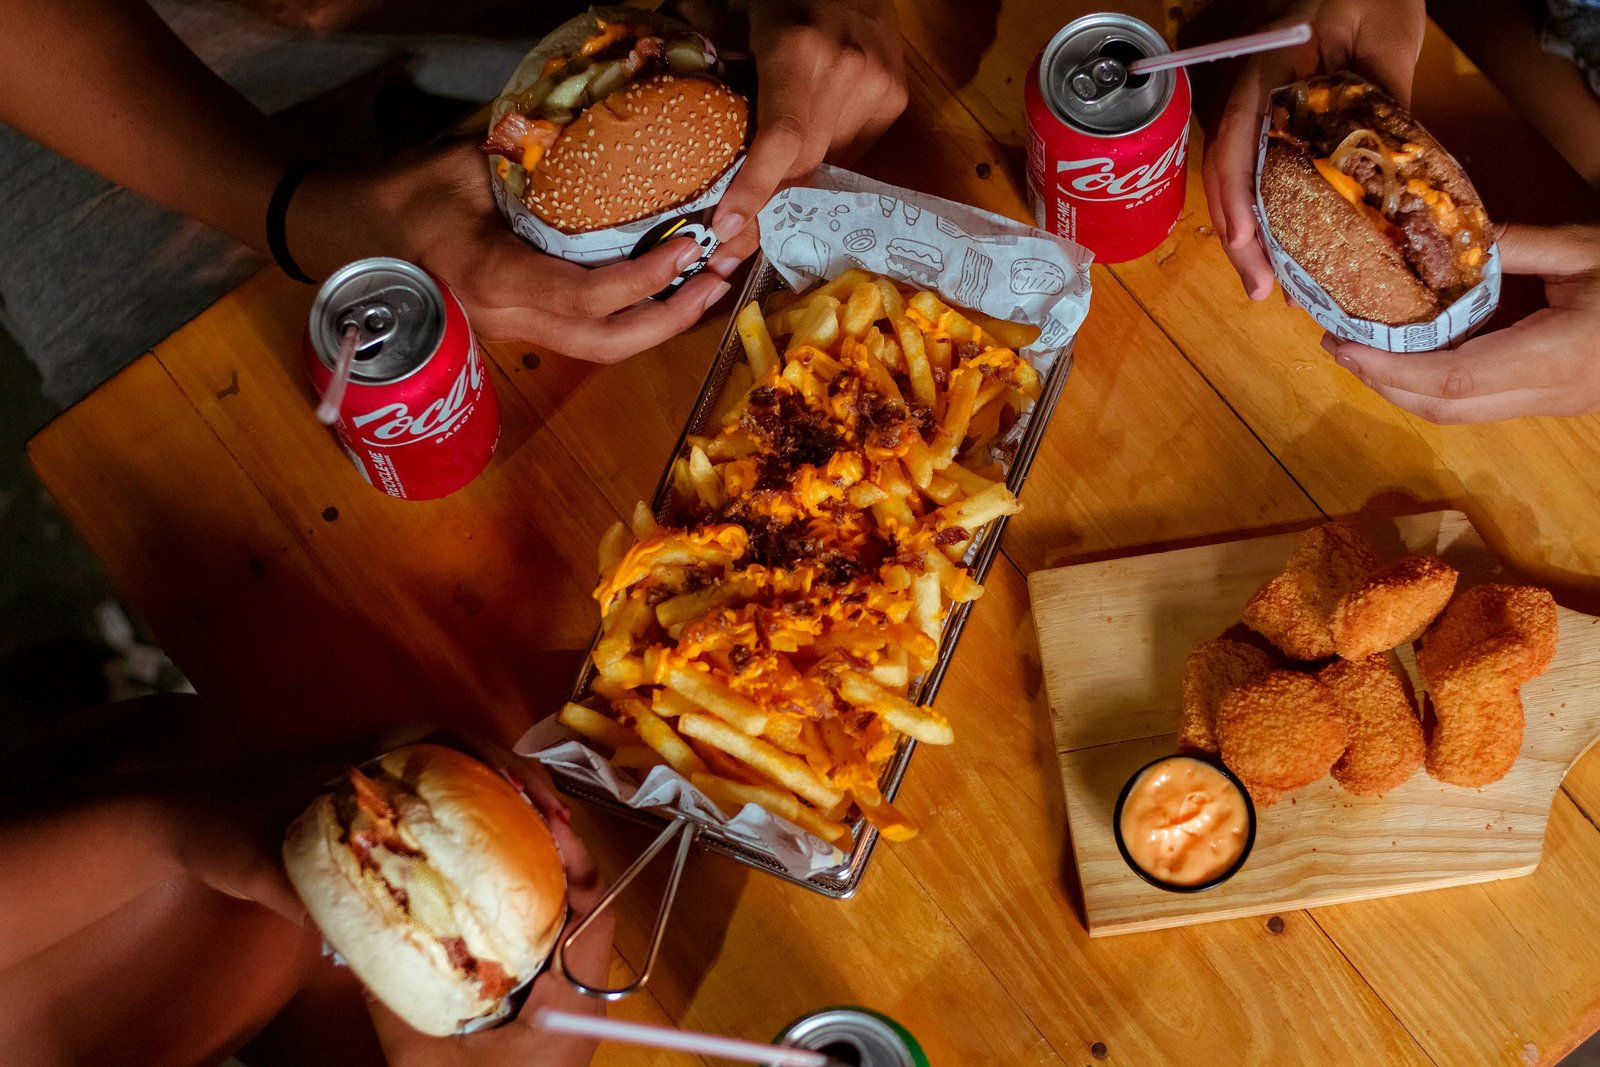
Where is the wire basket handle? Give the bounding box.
[554,816,699,1000]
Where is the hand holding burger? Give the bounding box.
[1199,0,1427,300]
[283,743,613,1057]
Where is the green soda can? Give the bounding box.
[770,1007,929,1067]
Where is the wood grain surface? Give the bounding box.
[25,5,1600,1065]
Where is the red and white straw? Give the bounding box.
[1128,23,1312,76]
[534,1009,845,1067]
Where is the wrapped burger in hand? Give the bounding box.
[482,8,749,292]
[282,744,568,1037]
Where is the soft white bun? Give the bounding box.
[283,745,567,1036]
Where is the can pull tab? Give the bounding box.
[1068,56,1128,100]
[336,301,399,358]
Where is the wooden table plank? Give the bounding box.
[1311,795,1600,1067]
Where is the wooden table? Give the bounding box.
[28,4,1600,1064]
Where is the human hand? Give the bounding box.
[363,743,614,1067]
[292,141,734,365]
[1200,0,1426,300]
[709,0,907,256]
[1321,224,1600,422]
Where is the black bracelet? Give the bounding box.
[266,161,325,284]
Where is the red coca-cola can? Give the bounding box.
[1025,13,1191,264]
[304,258,500,500]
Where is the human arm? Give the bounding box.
[1321,224,1600,422]
[1199,0,1427,299]
[0,0,727,363]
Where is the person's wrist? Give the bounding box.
[286,167,411,282]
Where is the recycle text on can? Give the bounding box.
[305,258,501,500]
[1025,12,1192,264]
[768,1007,927,1067]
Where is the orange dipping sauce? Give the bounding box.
[1117,757,1253,888]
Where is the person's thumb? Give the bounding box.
[1495,223,1600,277]
[712,108,807,243]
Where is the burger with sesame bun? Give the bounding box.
[482,9,749,235]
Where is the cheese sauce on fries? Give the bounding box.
[562,270,1043,847]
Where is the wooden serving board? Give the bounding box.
[1030,511,1600,937]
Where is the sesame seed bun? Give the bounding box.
[282,745,567,1037]
[524,73,748,234]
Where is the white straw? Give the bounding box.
[534,1009,838,1067]
[316,324,360,425]
[1128,22,1312,75]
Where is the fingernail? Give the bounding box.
[555,804,571,825]
[673,242,703,271]
[714,213,746,243]
[1334,353,1361,375]
[701,280,732,309]
[709,253,741,277]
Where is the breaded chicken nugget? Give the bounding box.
[1320,655,1424,795]
[1216,669,1347,791]
[1418,584,1558,787]
[1179,640,1276,755]
[1417,584,1558,687]
[1243,523,1378,660]
[1332,555,1457,659]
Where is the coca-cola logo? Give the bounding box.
[350,340,484,446]
[1055,124,1189,203]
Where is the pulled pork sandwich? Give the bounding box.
[482,11,749,234]
[282,745,567,1036]
[1259,73,1493,325]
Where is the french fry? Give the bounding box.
[932,482,1020,534]
[595,654,649,689]
[712,361,755,426]
[856,791,919,842]
[631,500,661,540]
[597,520,628,577]
[926,336,954,377]
[687,444,726,510]
[807,268,872,303]
[838,673,954,745]
[678,713,844,810]
[841,282,885,339]
[873,277,905,320]
[690,772,851,845]
[788,297,842,353]
[922,474,963,506]
[942,461,1003,497]
[970,311,1041,349]
[688,739,765,784]
[895,316,937,408]
[624,699,707,778]
[930,367,982,469]
[664,668,769,736]
[736,300,780,380]
[652,688,697,718]
[559,702,639,750]
[595,593,651,667]
[909,570,944,643]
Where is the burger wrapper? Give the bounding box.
[486,6,738,290]
[516,718,846,875]
[761,164,1093,365]
[1252,90,1502,352]
[516,168,1093,878]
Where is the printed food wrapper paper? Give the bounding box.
[515,717,845,877]
[760,164,1094,370]
[486,5,738,282]
[1252,88,1501,352]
